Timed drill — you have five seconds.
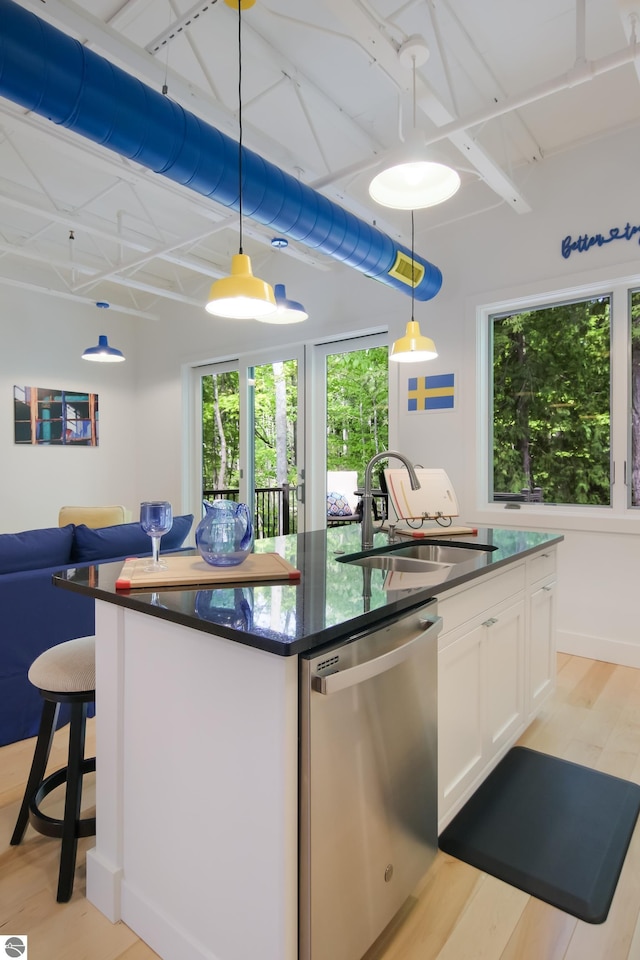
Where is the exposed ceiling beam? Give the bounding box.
[420,38,640,149]
[13,0,446,243]
[74,274,206,307]
[0,181,230,277]
[616,0,640,86]
[428,0,542,163]
[70,228,233,293]
[0,234,208,307]
[0,272,159,319]
[322,0,531,213]
[17,0,335,182]
[0,107,232,225]
[0,9,350,270]
[143,1,219,56]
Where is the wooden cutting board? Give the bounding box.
[115,552,301,590]
[384,467,460,519]
[381,523,478,538]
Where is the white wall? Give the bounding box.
[0,287,139,532]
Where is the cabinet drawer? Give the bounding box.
[527,549,556,585]
[437,563,525,637]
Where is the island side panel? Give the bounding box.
[87,600,126,921]
[87,601,299,960]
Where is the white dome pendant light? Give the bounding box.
[369,37,460,211]
[206,0,276,320]
[390,212,438,363]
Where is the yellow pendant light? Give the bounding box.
[206,254,275,318]
[390,212,438,363]
[206,0,276,319]
[390,321,437,362]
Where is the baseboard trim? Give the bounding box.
[121,883,219,960]
[558,630,640,668]
[86,848,122,923]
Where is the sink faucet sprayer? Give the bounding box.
[361,451,421,551]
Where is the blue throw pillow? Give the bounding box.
[161,514,194,549]
[71,514,194,563]
[0,524,74,574]
[327,491,353,517]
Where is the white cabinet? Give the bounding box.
[484,598,526,754]
[437,548,557,831]
[527,552,557,718]
[438,620,484,817]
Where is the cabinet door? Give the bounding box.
[438,623,484,824]
[483,600,525,755]
[528,578,557,716]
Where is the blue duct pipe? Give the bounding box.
[0,0,442,300]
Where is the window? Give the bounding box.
[630,288,640,506]
[490,294,611,506]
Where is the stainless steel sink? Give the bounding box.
[384,544,492,565]
[338,540,497,574]
[345,554,451,573]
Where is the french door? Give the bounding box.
[193,346,305,536]
[306,333,388,531]
[190,333,388,536]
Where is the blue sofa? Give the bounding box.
[0,515,193,747]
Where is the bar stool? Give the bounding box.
[10,636,96,902]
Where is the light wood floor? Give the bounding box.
[2,654,640,960]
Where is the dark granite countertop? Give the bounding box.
[53,525,563,657]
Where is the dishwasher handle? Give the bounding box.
[311,615,442,695]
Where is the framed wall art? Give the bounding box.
[14,385,99,445]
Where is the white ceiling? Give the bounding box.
[0,0,639,320]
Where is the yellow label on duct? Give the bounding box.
[388,251,425,288]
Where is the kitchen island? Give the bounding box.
[54,524,562,960]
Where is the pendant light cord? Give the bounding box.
[237,1,244,254]
[412,55,417,131]
[410,50,417,320]
[411,209,415,322]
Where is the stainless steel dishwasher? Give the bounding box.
[300,600,442,960]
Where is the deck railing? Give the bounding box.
[202,483,298,539]
[493,487,544,503]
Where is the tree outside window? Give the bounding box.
[491,296,611,506]
[326,346,389,484]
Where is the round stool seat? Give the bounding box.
[28,635,95,693]
[11,635,96,902]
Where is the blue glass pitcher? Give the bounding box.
[195,499,253,567]
[195,588,254,630]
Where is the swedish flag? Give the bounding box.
[407,373,455,411]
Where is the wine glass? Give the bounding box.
[140,501,173,572]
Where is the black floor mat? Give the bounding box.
[438,746,640,923]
